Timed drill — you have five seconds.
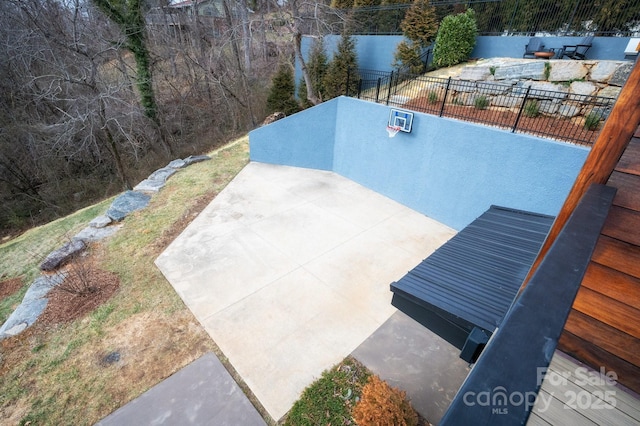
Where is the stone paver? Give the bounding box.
[352,311,471,424]
[155,162,457,421]
[95,353,266,426]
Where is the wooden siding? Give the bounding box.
[559,134,640,394]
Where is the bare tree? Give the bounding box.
[0,0,283,235]
[0,0,162,231]
[284,0,348,106]
[91,0,174,156]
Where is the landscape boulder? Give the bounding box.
[609,62,633,86]
[134,167,179,193]
[89,215,112,228]
[183,155,211,166]
[0,274,66,340]
[106,190,151,221]
[40,239,86,271]
[494,62,546,81]
[73,224,122,243]
[261,112,286,126]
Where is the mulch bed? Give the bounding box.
[38,267,120,326]
[0,278,24,300]
[403,97,599,145]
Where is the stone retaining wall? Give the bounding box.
[443,59,633,122]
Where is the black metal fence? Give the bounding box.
[302,0,640,37]
[346,69,616,146]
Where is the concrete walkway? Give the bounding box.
[155,162,460,421]
[96,353,266,425]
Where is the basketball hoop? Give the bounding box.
[386,125,402,138]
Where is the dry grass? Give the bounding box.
[0,137,250,425]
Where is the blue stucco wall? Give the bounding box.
[250,97,589,230]
[297,36,632,84]
[472,36,631,61]
[249,100,337,171]
[296,35,404,89]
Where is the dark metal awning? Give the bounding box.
[391,206,554,358]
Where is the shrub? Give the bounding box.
[353,375,418,426]
[428,90,438,104]
[474,95,489,110]
[432,9,478,68]
[584,112,601,130]
[266,63,300,115]
[523,100,540,118]
[544,62,551,80]
[285,357,370,426]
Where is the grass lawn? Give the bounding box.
[0,135,423,426]
[0,137,252,425]
[283,357,371,426]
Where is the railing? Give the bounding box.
[440,184,617,425]
[300,0,640,37]
[347,69,616,146]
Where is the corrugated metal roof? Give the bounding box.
[391,206,554,333]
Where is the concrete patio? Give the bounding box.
[154,162,466,421]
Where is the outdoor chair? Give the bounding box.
[523,37,546,58]
[560,36,594,60]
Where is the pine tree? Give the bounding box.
[323,34,359,100]
[393,40,424,74]
[266,64,300,115]
[298,38,328,107]
[392,0,438,74]
[401,0,439,48]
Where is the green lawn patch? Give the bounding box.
[283,356,371,426]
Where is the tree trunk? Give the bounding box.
[222,0,257,127]
[99,98,131,190]
[294,32,321,106]
[290,0,321,106]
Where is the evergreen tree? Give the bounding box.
[266,64,300,116]
[392,0,438,74]
[432,9,478,68]
[393,40,424,74]
[298,38,329,107]
[401,0,439,48]
[323,34,359,100]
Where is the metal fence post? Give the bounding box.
[357,78,363,99]
[513,86,531,133]
[440,77,452,117]
[507,0,520,34]
[375,77,382,103]
[386,71,394,105]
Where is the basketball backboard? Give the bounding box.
[388,108,414,133]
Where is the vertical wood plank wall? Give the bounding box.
[559,126,640,394]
